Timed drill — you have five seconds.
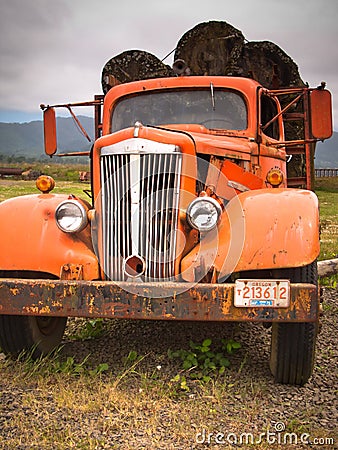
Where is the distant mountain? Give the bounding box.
[0,117,336,167]
[315,131,338,168]
[0,116,94,159]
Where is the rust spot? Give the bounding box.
[22,306,39,314]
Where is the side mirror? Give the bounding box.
[42,107,57,156]
[310,89,333,140]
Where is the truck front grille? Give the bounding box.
[100,141,182,281]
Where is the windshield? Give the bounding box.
[111,88,247,132]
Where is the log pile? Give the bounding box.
[100,21,311,184]
[101,21,305,92]
[174,21,304,89]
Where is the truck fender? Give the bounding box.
[0,194,99,280]
[180,189,320,281]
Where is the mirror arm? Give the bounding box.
[266,138,318,148]
[65,106,92,142]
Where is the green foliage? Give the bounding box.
[122,350,147,371]
[49,355,109,377]
[51,355,91,375]
[14,347,109,378]
[169,338,241,386]
[125,350,139,364]
[319,273,338,288]
[170,374,190,391]
[71,319,105,341]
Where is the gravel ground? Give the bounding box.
[0,287,337,449]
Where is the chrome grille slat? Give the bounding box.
[158,155,167,279]
[146,155,155,281]
[100,142,181,281]
[111,155,119,279]
[164,153,174,279]
[122,155,130,274]
[170,155,181,276]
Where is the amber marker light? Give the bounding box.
[87,209,96,222]
[36,175,55,193]
[266,169,284,187]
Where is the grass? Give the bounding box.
[0,179,90,202]
[0,347,335,449]
[0,351,240,449]
[0,162,91,202]
[314,177,338,261]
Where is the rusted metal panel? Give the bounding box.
[0,279,318,322]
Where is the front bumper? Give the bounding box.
[0,279,318,322]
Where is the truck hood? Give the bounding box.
[162,124,255,159]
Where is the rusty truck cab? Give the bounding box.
[0,73,333,385]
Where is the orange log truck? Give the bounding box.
[0,58,332,385]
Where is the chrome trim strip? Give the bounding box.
[101,138,178,155]
[130,154,141,256]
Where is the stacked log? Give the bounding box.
[101,50,174,94]
[173,21,245,78]
[101,21,305,92]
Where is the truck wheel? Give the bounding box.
[0,315,67,359]
[269,262,318,385]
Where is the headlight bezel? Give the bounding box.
[186,196,222,232]
[55,200,88,233]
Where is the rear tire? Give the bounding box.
[0,315,67,359]
[270,262,318,385]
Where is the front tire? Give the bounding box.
[270,262,318,385]
[0,315,67,359]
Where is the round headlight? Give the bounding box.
[186,197,222,232]
[55,200,88,233]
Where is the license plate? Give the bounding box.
[234,279,290,307]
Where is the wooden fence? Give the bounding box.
[315,168,338,178]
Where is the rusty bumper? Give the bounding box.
[0,279,318,322]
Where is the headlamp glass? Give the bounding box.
[55,201,87,233]
[186,197,221,232]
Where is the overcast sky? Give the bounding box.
[0,0,337,131]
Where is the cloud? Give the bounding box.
[0,0,337,128]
